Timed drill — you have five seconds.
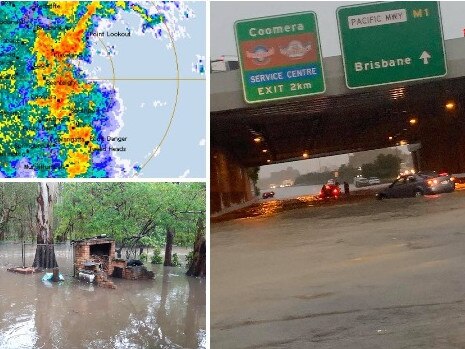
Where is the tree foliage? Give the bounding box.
[247,167,260,196]
[336,164,360,182]
[294,170,334,186]
[0,183,37,242]
[54,182,206,249]
[362,154,401,179]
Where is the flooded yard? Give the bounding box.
[0,244,205,349]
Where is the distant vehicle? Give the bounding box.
[319,184,341,199]
[269,184,277,189]
[262,191,275,199]
[376,172,455,199]
[282,179,294,187]
[327,178,336,185]
[354,176,369,188]
[368,177,381,185]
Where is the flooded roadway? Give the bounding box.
[0,245,205,349]
[212,183,389,223]
[212,189,465,348]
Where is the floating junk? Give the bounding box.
[7,266,41,274]
[7,241,41,274]
[42,269,65,287]
[72,236,154,289]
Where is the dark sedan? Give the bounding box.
[376,172,455,199]
[262,191,275,199]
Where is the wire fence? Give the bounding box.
[0,242,189,272]
[0,242,73,271]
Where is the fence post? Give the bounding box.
[72,242,75,277]
[22,241,25,268]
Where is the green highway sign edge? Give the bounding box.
[336,1,447,90]
[234,11,326,104]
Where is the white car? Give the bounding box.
[354,176,369,187]
[368,177,381,185]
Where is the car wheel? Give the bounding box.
[414,189,423,197]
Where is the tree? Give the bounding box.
[159,183,205,267]
[247,167,260,196]
[164,227,175,266]
[0,183,18,241]
[362,154,401,179]
[186,217,206,277]
[0,183,37,242]
[294,170,334,185]
[32,182,59,269]
[337,164,359,182]
[54,182,206,267]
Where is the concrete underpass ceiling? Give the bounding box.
[211,76,465,167]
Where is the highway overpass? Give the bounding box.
[211,37,465,213]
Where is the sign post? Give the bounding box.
[234,12,325,104]
[337,1,447,89]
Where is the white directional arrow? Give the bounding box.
[420,51,431,64]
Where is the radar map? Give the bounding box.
[0,1,206,178]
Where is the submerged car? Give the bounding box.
[376,172,455,199]
[262,191,275,199]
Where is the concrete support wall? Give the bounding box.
[211,149,254,214]
[417,114,465,174]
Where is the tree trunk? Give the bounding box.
[164,227,174,266]
[32,183,58,269]
[186,218,206,277]
[33,244,58,269]
[52,267,60,282]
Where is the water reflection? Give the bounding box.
[0,244,205,349]
[0,305,37,349]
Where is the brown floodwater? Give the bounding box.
[0,244,205,349]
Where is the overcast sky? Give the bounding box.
[210,1,464,178]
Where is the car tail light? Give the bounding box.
[439,172,448,177]
[333,189,338,194]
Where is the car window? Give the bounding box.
[418,171,436,178]
[393,178,406,186]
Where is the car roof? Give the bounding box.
[418,170,437,174]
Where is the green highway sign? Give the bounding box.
[337,1,447,89]
[234,12,326,104]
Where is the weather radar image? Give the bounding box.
[0,1,206,178]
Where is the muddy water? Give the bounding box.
[0,244,205,349]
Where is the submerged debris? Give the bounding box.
[7,267,41,274]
